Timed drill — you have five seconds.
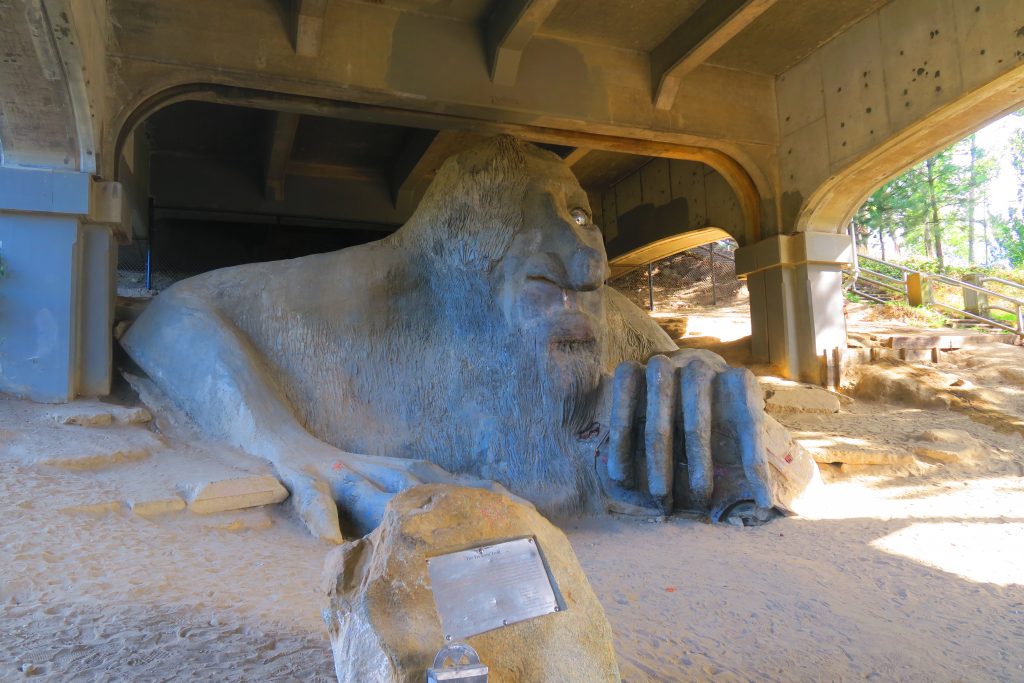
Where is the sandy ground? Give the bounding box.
[2,302,1024,682]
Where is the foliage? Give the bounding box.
[855,127,1003,270]
[861,301,949,328]
[895,257,1024,285]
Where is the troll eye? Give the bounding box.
[571,207,590,226]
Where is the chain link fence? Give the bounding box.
[609,240,745,312]
[116,239,152,296]
[117,238,202,296]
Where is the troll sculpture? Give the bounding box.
[123,137,811,542]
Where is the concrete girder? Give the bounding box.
[0,0,105,172]
[108,83,768,247]
[101,0,778,192]
[561,147,590,167]
[264,111,301,200]
[650,0,779,110]
[484,0,561,86]
[292,0,329,57]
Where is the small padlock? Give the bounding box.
[425,641,488,683]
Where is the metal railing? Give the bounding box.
[846,254,909,303]
[845,245,1024,336]
[926,273,1024,335]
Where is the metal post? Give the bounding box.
[709,244,717,306]
[647,262,655,312]
[906,272,929,307]
[145,197,154,291]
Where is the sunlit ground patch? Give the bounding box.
[871,522,1024,586]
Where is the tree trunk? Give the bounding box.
[982,198,990,265]
[967,134,978,265]
[925,157,945,270]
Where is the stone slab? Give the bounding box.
[60,501,123,514]
[42,446,151,470]
[801,440,916,466]
[899,348,937,363]
[884,334,1013,350]
[49,401,152,426]
[187,475,289,514]
[761,379,840,414]
[913,428,987,464]
[129,495,186,516]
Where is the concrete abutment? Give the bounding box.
[737,232,853,384]
[0,168,121,402]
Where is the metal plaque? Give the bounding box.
[427,537,561,639]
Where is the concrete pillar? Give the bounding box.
[736,232,852,384]
[962,274,988,317]
[0,168,123,402]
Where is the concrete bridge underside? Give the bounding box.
[3,0,1024,400]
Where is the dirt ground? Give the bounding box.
[2,300,1023,682]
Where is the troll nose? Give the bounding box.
[567,246,607,291]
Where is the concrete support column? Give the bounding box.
[0,168,123,402]
[736,232,853,384]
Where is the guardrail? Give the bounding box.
[845,249,1024,336]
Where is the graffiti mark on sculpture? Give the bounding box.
[122,137,789,542]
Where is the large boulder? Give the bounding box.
[321,485,620,682]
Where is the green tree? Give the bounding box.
[857,136,993,270]
[989,211,1024,267]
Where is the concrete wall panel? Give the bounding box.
[640,159,671,207]
[954,1,1024,92]
[819,14,890,168]
[600,158,742,261]
[614,173,643,217]
[779,118,830,229]
[601,190,618,241]
[669,160,707,227]
[776,0,1024,235]
[704,171,743,237]
[879,0,962,133]
[777,53,824,138]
